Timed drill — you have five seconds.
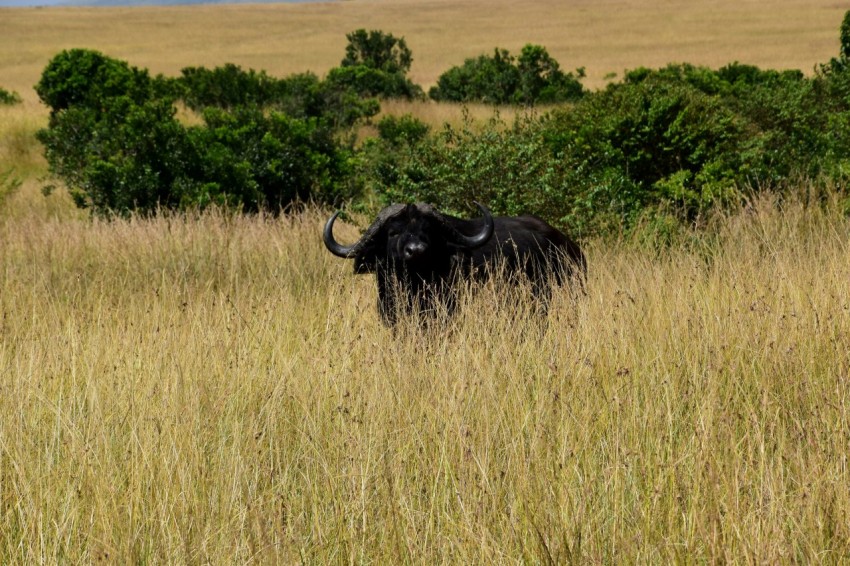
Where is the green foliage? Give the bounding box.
[182,106,356,211]
[429,44,584,105]
[342,29,412,75]
[332,29,423,100]
[35,49,358,216]
[375,114,430,145]
[429,49,519,104]
[35,48,169,116]
[175,65,379,129]
[177,63,281,111]
[516,44,585,103]
[362,113,597,230]
[36,96,193,213]
[32,12,850,235]
[324,65,422,100]
[364,48,850,237]
[0,87,21,105]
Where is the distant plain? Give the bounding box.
[1,0,846,105]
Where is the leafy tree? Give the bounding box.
[174,64,379,128]
[429,44,584,105]
[376,114,430,145]
[429,49,520,104]
[516,44,584,103]
[332,29,424,100]
[177,63,281,111]
[36,50,359,216]
[324,65,422,100]
[342,29,412,74]
[35,48,168,116]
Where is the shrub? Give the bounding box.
[362,113,599,232]
[375,114,430,145]
[35,48,168,116]
[36,50,359,216]
[37,96,193,213]
[429,49,520,104]
[0,87,21,106]
[332,29,424,100]
[342,29,413,75]
[516,44,585,103]
[324,65,422,100]
[176,63,281,111]
[429,44,584,105]
[175,65,380,129]
[182,106,357,212]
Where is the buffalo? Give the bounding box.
[323,202,586,326]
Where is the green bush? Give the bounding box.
[177,63,281,111]
[0,87,21,105]
[342,29,412,75]
[175,65,379,129]
[36,96,194,213]
[375,114,430,145]
[362,113,599,231]
[324,65,422,100]
[36,49,359,216]
[364,53,850,237]
[35,48,169,116]
[182,106,356,212]
[333,29,423,100]
[429,44,584,105]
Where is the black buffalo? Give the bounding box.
[323,202,585,325]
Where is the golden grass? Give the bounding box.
[1,0,846,102]
[2,1,850,560]
[1,188,849,562]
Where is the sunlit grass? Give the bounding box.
[0,189,848,562]
[1,2,850,560]
[0,0,845,102]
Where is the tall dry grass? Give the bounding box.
[2,2,850,560]
[1,185,848,562]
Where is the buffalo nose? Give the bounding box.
[403,241,426,260]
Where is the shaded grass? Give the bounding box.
[0,193,848,562]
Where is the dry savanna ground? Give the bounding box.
[2,0,850,562]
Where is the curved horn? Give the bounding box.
[323,204,408,259]
[323,211,357,258]
[452,202,494,249]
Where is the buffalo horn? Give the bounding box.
[451,202,494,249]
[323,211,357,258]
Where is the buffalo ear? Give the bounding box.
[352,235,384,273]
[354,250,379,273]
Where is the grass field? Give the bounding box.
[0,0,847,99]
[2,187,849,562]
[2,0,850,562]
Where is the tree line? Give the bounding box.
[30,14,850,237]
